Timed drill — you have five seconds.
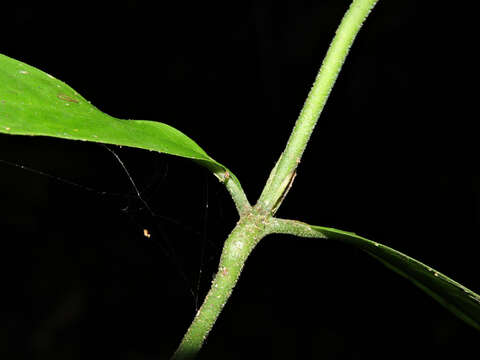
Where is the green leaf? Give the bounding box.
[310,225,480,331]
[0,53,239,186]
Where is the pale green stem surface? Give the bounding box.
[171,211,270,359]
[172,0,379,358]
[221,176,251,216]
[258,0,379,214]
[266,217,322,238]
[198,161,252,216]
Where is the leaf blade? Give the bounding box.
[0,53,236,183]
[309,225,480,331]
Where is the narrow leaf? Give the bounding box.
[0,53,239,186]
[310,225,480,330]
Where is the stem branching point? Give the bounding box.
[173,1,379,358]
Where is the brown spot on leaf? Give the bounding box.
[57,94,79,103]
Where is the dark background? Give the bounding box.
[1,1,479,359]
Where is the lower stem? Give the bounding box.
[171,211,268,359]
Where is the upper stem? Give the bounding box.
[172,1,380,358]
[257,0,379,213]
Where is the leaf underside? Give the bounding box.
[310,225,480,331]
[0,53,239,185]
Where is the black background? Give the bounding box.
[1,1,479,359]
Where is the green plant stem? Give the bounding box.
[266,217,321,238]
[258,0,379,214]
[214,169,252,216]
[197,160,251,216]
[172,1,379,357]
[171,210,270,359]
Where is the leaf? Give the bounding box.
[0,53,239,186]
[309,225,480,331]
